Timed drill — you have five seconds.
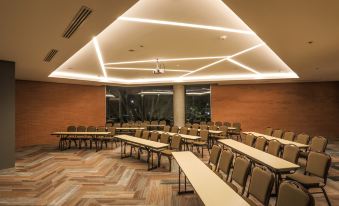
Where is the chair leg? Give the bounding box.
[168,156,172,172]
[321,187,332,206]
[158,153,162,167]
[201,146,204,158]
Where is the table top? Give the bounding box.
[115,127,145,130]
[115,134,169,149]
[243,132,309,149]
[157,131,201,140]
[218,139,300,173]
[51,132,110,135]
[173,151,249,206]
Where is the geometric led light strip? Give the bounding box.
[105,67,191,73]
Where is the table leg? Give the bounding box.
[178,167,194,195]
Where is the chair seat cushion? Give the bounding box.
[193,141,207,146]
[286,173,323,188]
[161,149,174,156]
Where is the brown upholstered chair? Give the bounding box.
[107,126,117,148]
[209,125,218,131]
[192,123,200,129]
[159,134,182,171]
[192,129,209,157]
[229,122,241,141]
[75,126,87,148]
[128,129,142,156]
[223,121,231,127]
[189,128,198,136]
[300,136,328,159]
[264,127,273,136]
[97,126,110,149]
[276,181,314,206]
[286,152,331,206]
[267,139,282,157]
[163,125,171,132]
[207,145,221,171]
[86,126,97,149]
[215,121,223,126]
[245,167,274,206]
[179,127,188,135]
[150,131,159,142]
[159,120,166,125]
[254,136,267,151]
[113,122,121,127]
[228,156,251,195]
[244,134,256,147]
[151,120,158,125]
[159,133,170,144]
[207,121,214,126]
[170,126,179,133]
[200,121,206,125]
[185,122,191,127]
[282,144,299,164]
[200,125,208,130]
[295,133,310,145]
[283,131,295,141]
[65,126,77,148]
[141,130,150,139]
[272,129,284,138]
[217,149,234,181]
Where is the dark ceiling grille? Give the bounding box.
[62,6,92,39]
[43,49,58,62]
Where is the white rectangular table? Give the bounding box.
[115,134,168,170]
[173,151,249,206]
[218,139,300,195]
[243,132,309,149]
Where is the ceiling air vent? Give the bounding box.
[43,49,58,62]
[62,6,92,39]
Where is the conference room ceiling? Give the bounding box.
[0,0,338,85]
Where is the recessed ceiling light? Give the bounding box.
[118,16,255,35]
[220,35,227,40]
[128,49,135,52]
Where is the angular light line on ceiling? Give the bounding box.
[105,67,190,73]
[118,16,255,35]
[226,58,260,74]
[93,37,107,78]
[180,58,228,77]
[104,56,228,66]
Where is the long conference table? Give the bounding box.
[218,139,300,195]
[243,131,309,149]
[51,131,110,151]
[156,131,201,150]
[114,134,169,170]
[173,151,249,206]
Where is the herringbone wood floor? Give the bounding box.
[0,144,338,206]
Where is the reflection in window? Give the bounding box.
[106,86,173,124]
[185,85,211,123]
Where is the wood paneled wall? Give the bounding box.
[16,80,106,148]
[211,82,339,139]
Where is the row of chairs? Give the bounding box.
[106,120,167,127]
[208,145,331,206]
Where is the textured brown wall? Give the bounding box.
[211,82,339,139]
[16,80,106,148]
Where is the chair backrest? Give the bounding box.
[215,121,222,126]
[272,129,283,138]
[223,121,231,127]
[171,135,182,150]
[171,126,179,133]
[192,123,200,129]
[105,122,113,127]
[267,139,281,156]
[219,126,228,132]
[218,150,234,178]
[185,122,192,127]
[143,120,150,125]
[141,131,150,139]
[209,145,222,168]
[232,122,241,132]
[67,126,76,133]
[134,129,142,138]
[121,123,129,127]
[282,144,299,164]
[200,130,209,142]
[159,120,166,125]
[97,127,106,132]
[264,127,273,136]
[210,125,218,131]
[140,122,148,127]
[254,136,267,151]
[276,181,314,206]
[150,132,159,142]
[283,131,295,141]
[179,127,188,135]
[163,125,171,132]
[309,136,328,153]
[151,120,158,125]
[87,126,96,132]
[306,152,331,181]
[200,125,208,130]
[248,167,274,206]
[231,156,251,189]
[189,128,198,136]
[160,133,170,144]
[244,134,256,147]
[200,121,206,125]
[295,133,310,145]
[113,122,121,127]
[76,126,85,132]
[207,121,214,126]
[107,127,116,135]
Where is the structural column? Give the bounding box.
[0,60,15,170]
[173,84,185,127]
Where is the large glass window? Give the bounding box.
[185,85,211,123]
[106,86,173,124]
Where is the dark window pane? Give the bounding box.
[185,85,211,123]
